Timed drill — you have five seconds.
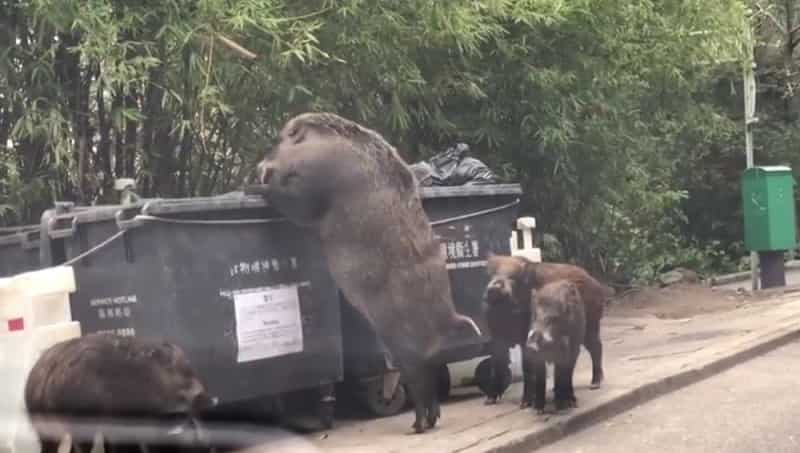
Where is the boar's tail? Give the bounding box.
[453,313,482,338]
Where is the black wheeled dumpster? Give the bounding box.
[41,195,343,428]
[340,183,523,416]
[0,225,41,277]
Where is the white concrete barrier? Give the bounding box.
[509,216,542,263]
[0,266,81,453]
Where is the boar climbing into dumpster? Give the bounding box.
[525,279,586,412]
[483,254,613,403]
[256,112,483,434]
[25,333,217,453]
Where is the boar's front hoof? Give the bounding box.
[519,400,532,409]
[425,414,439,429]
[590,372,604,390]
[484,396,499,405]
[412,420,426,434]
[554,397,577,412]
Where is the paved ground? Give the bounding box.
[299,289,800,453]
[538,338,800,453]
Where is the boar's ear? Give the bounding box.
[564,283,581,318]
[285,121,308,144]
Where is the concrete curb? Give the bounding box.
[472,313,800,453]
[709,260,800,286]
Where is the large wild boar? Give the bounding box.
[25,333,216,453]
[525,279,586,412]
[484,254,613,401]
[256,112,482,433]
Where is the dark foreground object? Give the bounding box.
[25,333,217,453]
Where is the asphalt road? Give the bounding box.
[537,339,800,453]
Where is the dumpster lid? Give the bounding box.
[420,183,522,199]
[48,183,524,226]
[141,193,269,216]
[44,204,143,235]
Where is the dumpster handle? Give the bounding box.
[429,199,521,227]
[115,209,145,230]
[62,230,127,266]
[47,216,78,239]
[131,214,289,226]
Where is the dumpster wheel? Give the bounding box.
[474,357,511,397]
[358,379,408,417]
[318,384,336,430]
[318,401,335,429]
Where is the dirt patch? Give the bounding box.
[608,283,769,319]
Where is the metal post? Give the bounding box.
[744,33,759,291]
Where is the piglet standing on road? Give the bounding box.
[256,112,483,434]
[25,333,217,453]
[525,279,586,412]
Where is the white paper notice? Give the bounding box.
[233,284,304,363]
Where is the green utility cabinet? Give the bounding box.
[742,166,798,252]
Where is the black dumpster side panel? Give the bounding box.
[427,191,521,362]
[57,200,343,406]
[137,217,343,403]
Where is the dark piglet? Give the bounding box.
[483,254,612,404]
[256,112,482,434]
[25,333,217,453]
[481,275,531,405]
[524,279,586,412]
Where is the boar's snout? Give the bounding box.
[526,327,553,352]
[177,377,218,414]
[484,278,510,304]
[192,391,219,412]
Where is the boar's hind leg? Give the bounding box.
[520,353,534,409]
[425,362,441,429]
[584,316,604,389]
[401,358,435,434]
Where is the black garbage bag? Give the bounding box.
[409,143,498,187]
